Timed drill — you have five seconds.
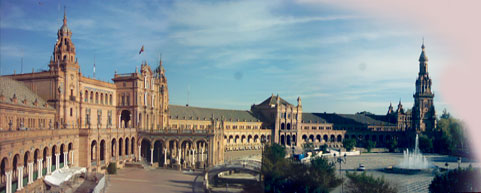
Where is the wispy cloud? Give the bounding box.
[0,0,450,115]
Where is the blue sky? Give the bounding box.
[0,0,451,114]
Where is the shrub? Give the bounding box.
[343,139,356,152]
[345,172,397,193]
[387,138,398,152]
[262,144,342,193]
[107,162,117,174]
[418,135,433,153]
[365,140,376,152]
[319,144,328,153]
[429,166,481,193]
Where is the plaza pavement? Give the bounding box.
[329,153,479,193]
[104,152,478,193]
[105,167,204,193]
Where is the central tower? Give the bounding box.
[48,7,81,128]
[412,42,436,132]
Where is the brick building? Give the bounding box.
[0,10,436,193]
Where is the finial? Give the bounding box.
[421,37,425,49]
[63,6,67,25]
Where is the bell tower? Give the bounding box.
[48,7,81,129]
[49,7,78,71]
[412,42,436,132]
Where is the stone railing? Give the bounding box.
[79,127,137,136]
[225,143,263,151]
[139,128,215,135]
[0,128,79,142]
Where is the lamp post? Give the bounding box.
[457,157,462,168]
[260,137,267,185]
[334,153,347,193]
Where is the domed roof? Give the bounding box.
[419,43,428,62]
[59,7,70,33]
[60,24,70,33]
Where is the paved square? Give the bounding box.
[105,167,203,193]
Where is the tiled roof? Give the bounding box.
[302,112,395,126]
[258,95,292,107]
[0,77,54,110]
[169,105,260,122]
[302,113,328,123]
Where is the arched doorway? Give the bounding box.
[111,138,117,161]
[120,110,131,128]
[125,138,130,158]
[51,145,57,170]
[100,140,105,164]
[153,140,164,166]
[119,138,123,159]
[141,139,151,163]
[131,137,135,155]
[68,143,73,166]
[91,141,97,166]
[60,144,65,167]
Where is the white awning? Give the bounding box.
[44,167,86,186]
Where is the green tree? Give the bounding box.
[303,142,315,153]
[345,172,397,193]
[319,144,328,153]
[387,138,398,152]
[107,162,117,174]
[418,135,433,153]
[343,139,356,152]
[365,140,376,152]
[262,144,343,193]
[263,144,289,193]
[429,166,481,193]
[434,110,466,155]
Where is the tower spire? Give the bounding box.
[63,6,67,25]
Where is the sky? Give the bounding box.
[0,0,453,114]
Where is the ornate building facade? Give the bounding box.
[0,10,436,193]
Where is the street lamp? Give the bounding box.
[334,153,347,193]
[458,157,462,168]
[260,137,267,184]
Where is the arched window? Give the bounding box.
[109,94,112,105]
[144,92,147,106]
[85,90,89,102]
[144,76,148,89]
[90,91,93,102]
[100,93,104,104]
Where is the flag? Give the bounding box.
[139,45,144,55]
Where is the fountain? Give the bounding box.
[391,134,433,174]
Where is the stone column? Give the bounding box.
[163,148,167,167]
[17,166,24,190]
[138,145,141,161]
[37,159,43,178]
[71,151,75,166]
[55,153,60,171]
[63,152,69,168]
[47,157,51,174]
[28,162,33,184]
[150,148,154,165]
[6,170,12,193]
[193,149,196,167]
[177,148,181,166]
[201,143,204,162]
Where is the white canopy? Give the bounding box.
[44,167,86,186]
